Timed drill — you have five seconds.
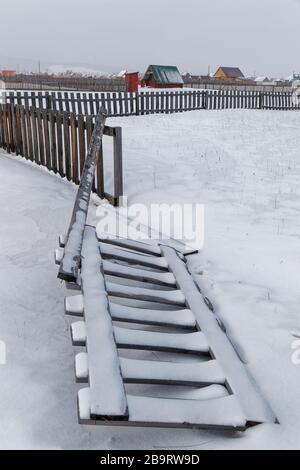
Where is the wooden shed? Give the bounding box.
[214,67,244,81]
[142,65,184,88]
[118,70,139,93]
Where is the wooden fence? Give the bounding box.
[0,74,127,92]
[0,103,123,206]
[5,89,300,116]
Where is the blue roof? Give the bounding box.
[143,65,183,85]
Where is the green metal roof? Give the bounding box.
[143,65,183,85]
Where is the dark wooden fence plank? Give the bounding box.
[25,108,34,161]
[50,110,57,173]
[36,108,45,165]
[56,111,64,177]
[78,114,86,178]
[70,112,79,184]
[42,109,51,170]
[20,106,28,159]
[63,112,71,180]
[31,107,39,164]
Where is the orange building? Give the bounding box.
[1,70,16,77]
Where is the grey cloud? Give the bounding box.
[0,0,299,77]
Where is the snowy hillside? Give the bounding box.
[47,64,107,77]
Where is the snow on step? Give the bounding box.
[65,295,84,316]
[98,236,162,256]
[161,245,277,425]
[78,389,246,430]
[78,388,92,421]
[55,247,64,265]
[75,353,89,382]
[81,226,128,418]
[126,395,246,430]
[114,327,210,354]
[106,281,186,306]
[74,355,224,386]
[59,234,67,248]
[71,321,87,346]
[109,303,196,328]
[72,323,207,352]
[119,358,226,386]
[103,260,176,286]
[99,243,168,270]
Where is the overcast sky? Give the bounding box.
[1,0,300,77]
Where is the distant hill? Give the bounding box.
[47,64,107,77]
[0,55,118,76]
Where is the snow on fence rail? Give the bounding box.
[0,103,123,206]
[58,109,107,283]
[5,89,300,116]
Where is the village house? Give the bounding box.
[213,66,245,81]
[1,70,16,77]
[142,65,184,88]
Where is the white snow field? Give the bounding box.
[0,108,300,449]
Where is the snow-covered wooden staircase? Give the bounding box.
[55,109,276,431]
[56,228,276,430]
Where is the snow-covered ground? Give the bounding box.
[0,109,300,448]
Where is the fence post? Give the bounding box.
[0,89,6,106]
[114,127,123,205]
[203,90,208,109]
[135,92,140,116]
[45,93,52,111]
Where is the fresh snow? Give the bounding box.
[71,322,87,345]
[81,226,127,418]
[1,108,300,448]
[113,327,210,354]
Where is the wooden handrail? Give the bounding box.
[58,108,107,283]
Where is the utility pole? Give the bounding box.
[38,60,41,74]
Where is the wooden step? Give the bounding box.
[103,260,176,286]
[106,282,186,306]
[55,248,64,265]
[110,304,196,328]
[99,243,168,270]
[114,327,210,354]
[72,322,209,354]
[65,295,84,316]
[98,237,162,256]
[120,358,226,386]
[75,354,226,387]
[71,321,87,346]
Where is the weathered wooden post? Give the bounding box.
[114,126,123,206]
[45,93,52,111]
[135,91,140,116]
